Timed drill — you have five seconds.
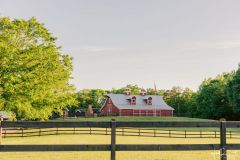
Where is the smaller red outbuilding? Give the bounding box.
[100,88,174,116]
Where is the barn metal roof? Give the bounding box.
[106,94,174,110]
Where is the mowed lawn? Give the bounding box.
[52,116,235,131]
[52,116,212,122]
[1,134,240,160]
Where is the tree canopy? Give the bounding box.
[195,74,233,119]
[226,65,240,119]
[77,89,107,109]
[0,17,76,120]
[74,73,240,120]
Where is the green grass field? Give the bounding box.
[52,116,212,122]
[1,117,239,160]
[1,134,240,160]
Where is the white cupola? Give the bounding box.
[124,87,131,95]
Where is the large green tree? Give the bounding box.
[163,87,196,116]
[0,17,76,120]
[76,89,107,109]
[226,65,240,119]
[195,74,233,120]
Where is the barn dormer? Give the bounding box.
[131,96,136,105]
[140,88,146,96]
[124,87,131,95]
[147,97,152,105]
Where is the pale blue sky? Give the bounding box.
[1,0,240,91]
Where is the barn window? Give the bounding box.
[131,96,136,105]
[147,97,152,105]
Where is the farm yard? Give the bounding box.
[1,118,240,160]
[1,134,240,160]
[2,1,240,160]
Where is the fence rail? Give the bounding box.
[1,120,240,160]
[2,127,240,139]
[2,120,240,128]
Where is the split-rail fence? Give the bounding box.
[0,119,240,160]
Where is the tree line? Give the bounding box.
[74,69,240,121]
[1,17,240,120]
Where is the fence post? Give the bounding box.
[21,128,24,137]
[185,130,187,138]
[111,119,116,160]
[220,119,227,160]
[154,129,156,137]
[169,130,171,137]
[138,128,141,136]
[0,118,2,144]
[90,127,92,135]
[215,130,217,138]
[39,128,41,136]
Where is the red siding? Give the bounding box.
[100,97,173,117]
[120,109,133,116]
[161,110,173,116]
[119,109,173,117]
[100,98,119,116]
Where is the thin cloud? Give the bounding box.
[67,46,119,53]
[180,40,240,52]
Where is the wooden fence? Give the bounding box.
[2,126,240,139]
[0,119,240,160]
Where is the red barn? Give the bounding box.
[100,88,174,116]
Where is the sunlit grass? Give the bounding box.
[1,134,240,160]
